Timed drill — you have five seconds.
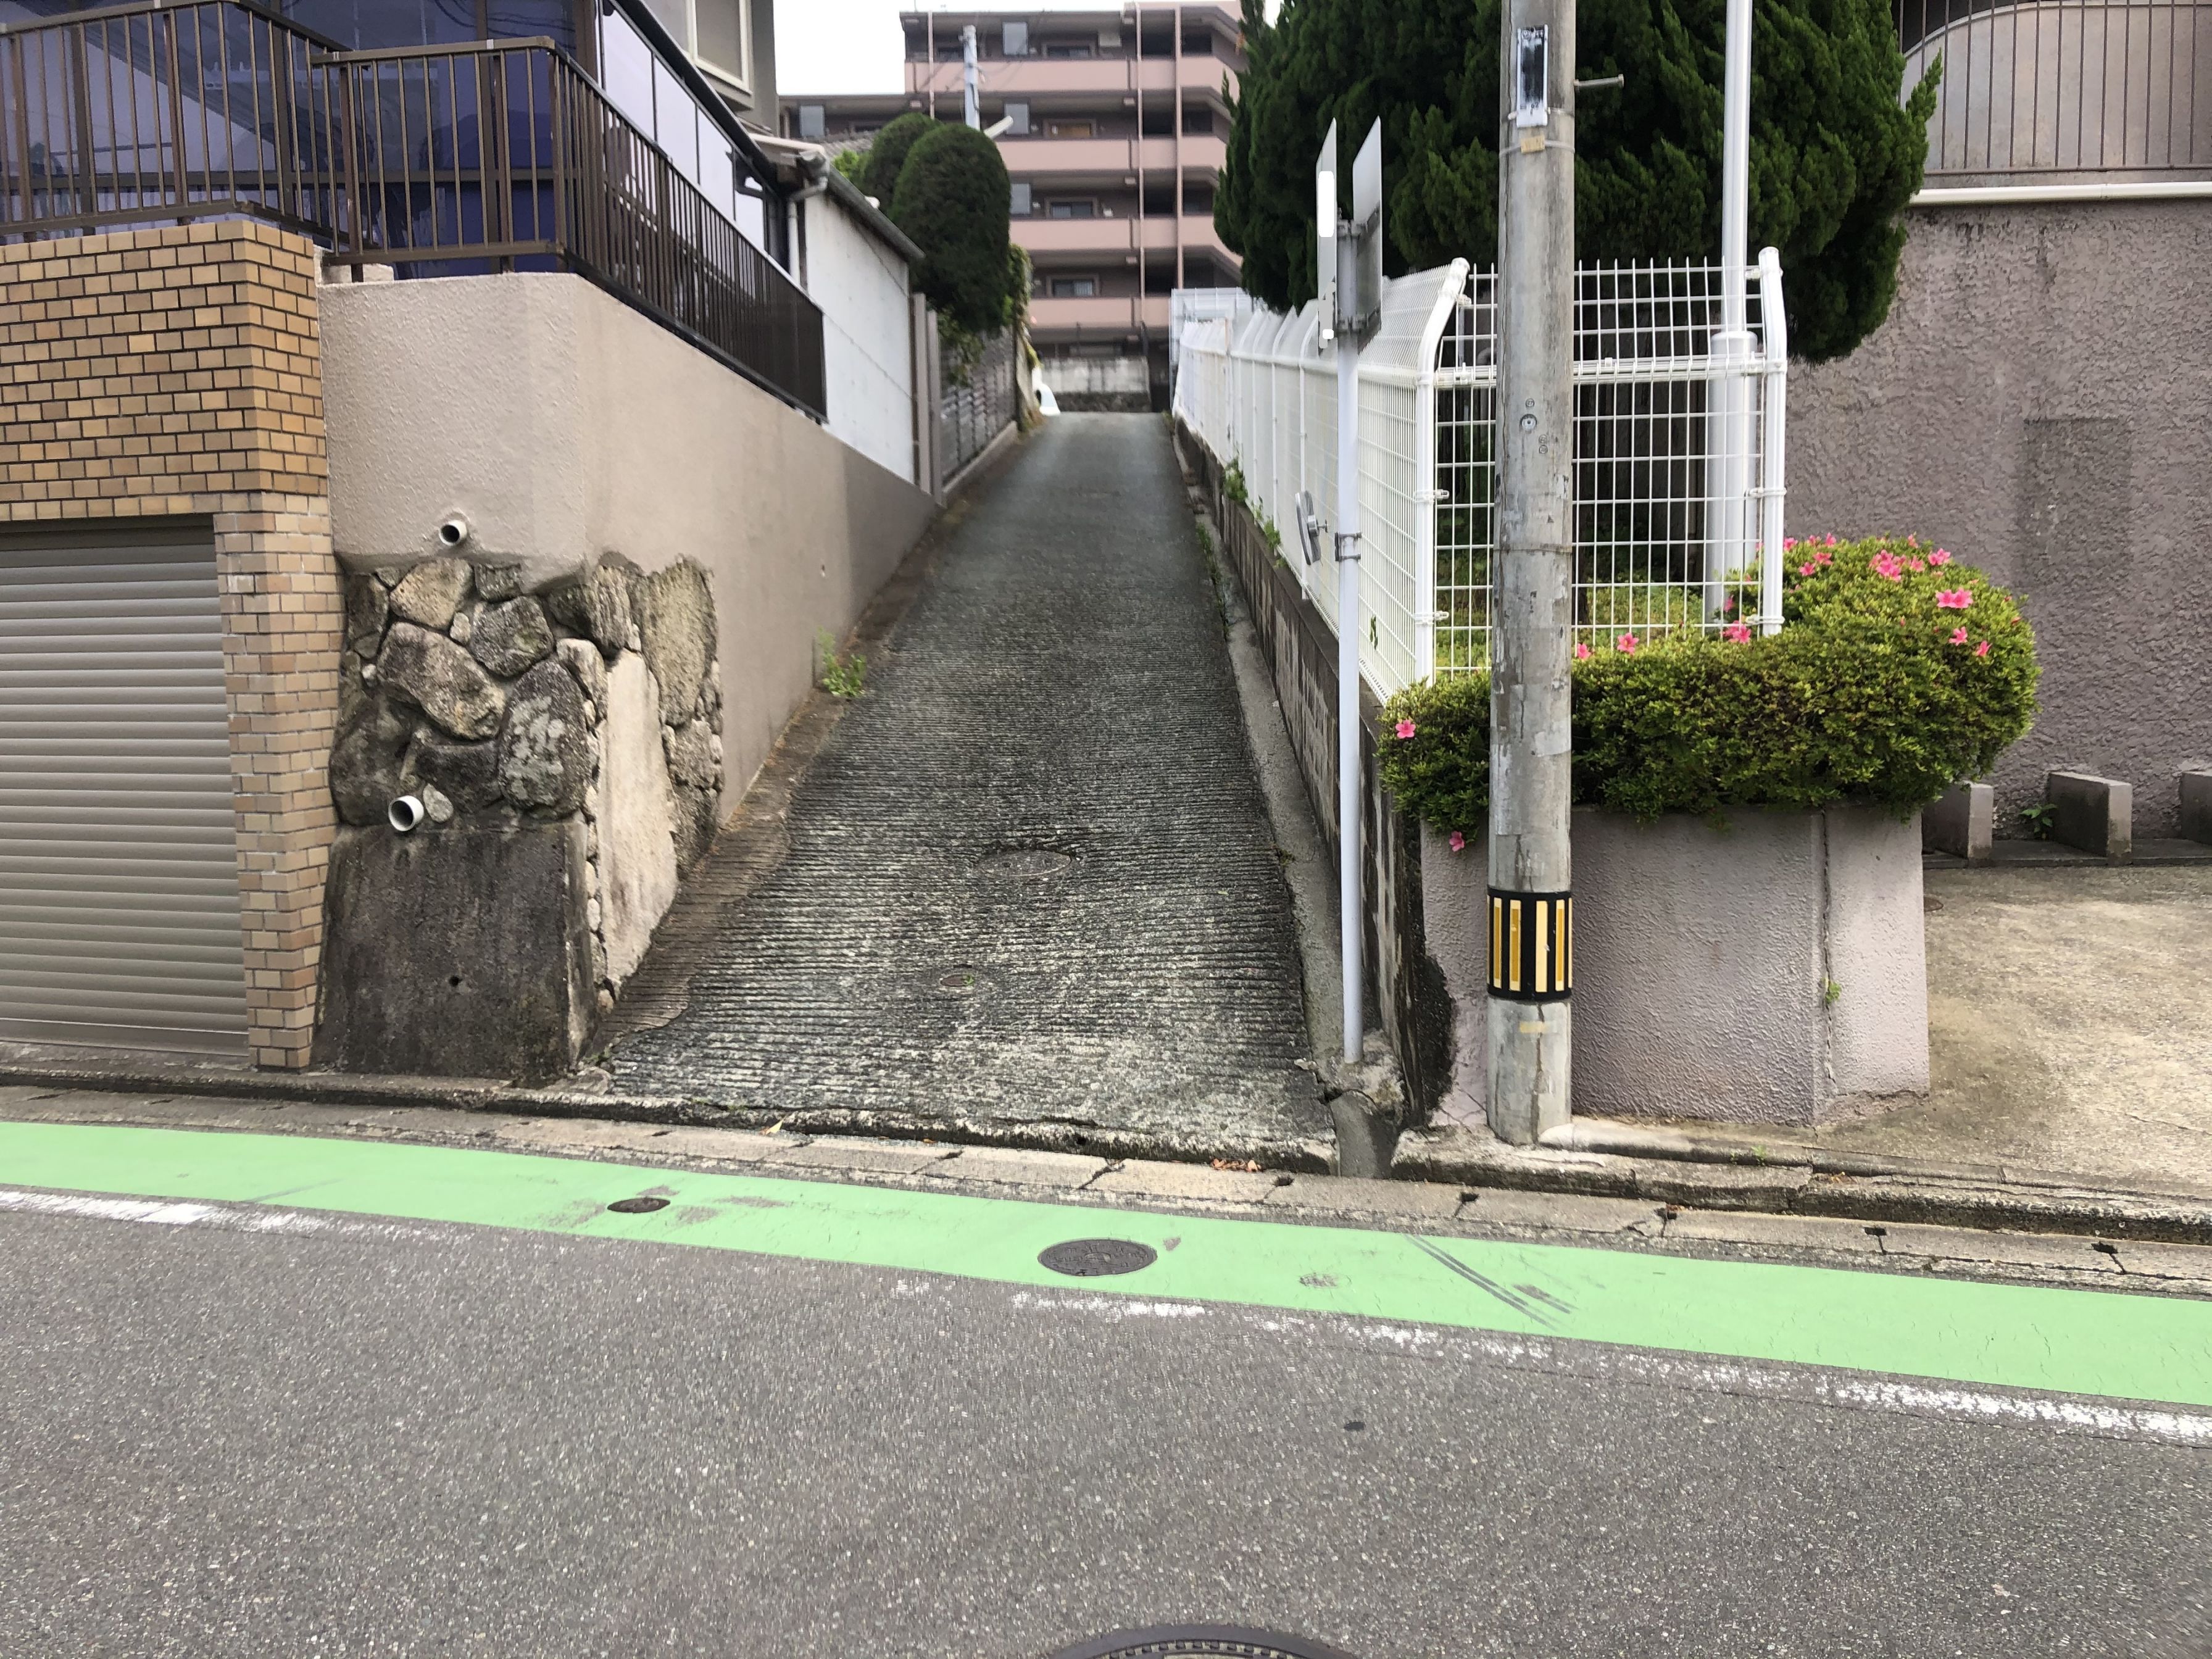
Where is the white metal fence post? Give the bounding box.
[1757,246,1789,634]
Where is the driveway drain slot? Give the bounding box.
[1039,1238,1157,1277]
[606,1195,670,1214]
[1046,1628,1358,1659]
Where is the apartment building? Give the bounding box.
[785,3,1244,407]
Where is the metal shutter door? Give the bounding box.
[0,524,249,1057]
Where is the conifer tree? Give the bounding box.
[1215,0,1936,360]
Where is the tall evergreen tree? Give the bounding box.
[891,123,1015,335]
[1215,0,1936,360]
[860,111,940,206]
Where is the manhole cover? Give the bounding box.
[980,847,1076,880]
[1038,1238,1158,1277]
[605,1195,669,1214]
[1046,1629,1357,1659]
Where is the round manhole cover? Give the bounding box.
[980,847,1076,880]
[1038,1238,1158,1278]
[1046,1629,1356,1659]
[605,1195,669,1214]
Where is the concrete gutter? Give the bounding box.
[6,1047,2208,1242]
[1395,1120,2212,1247]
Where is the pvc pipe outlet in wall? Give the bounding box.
[437,515,470,549]
[388,795,426,833]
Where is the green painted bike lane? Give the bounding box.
[4,1120,2208,1409]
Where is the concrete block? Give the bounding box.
[1089,1160,1283,1204]
[1423,806,1929,1127]
[770,1137,961,1175]
[2046,771,2132,862]
[923,1146,1112,1189]
[1460,1187,1666,1234]
[1262,1175,1468,1220]
[1664,1210,1887,1254]
[1871,1221,2122,1274]
[2181,771,2212,846]
[1922,781,1993,861]
[314,820,594,1082]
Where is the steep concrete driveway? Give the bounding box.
[605,415,1326,1157]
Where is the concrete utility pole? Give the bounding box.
[962,24,981,128]
[1705,0,1756,618]
[1488,0,1576,1142]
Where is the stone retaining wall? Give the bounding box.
[317,551,722,1078]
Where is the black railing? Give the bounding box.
[0,0,826,420]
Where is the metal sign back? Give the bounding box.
[1349,118,1383,339]
[1313,119,1338,341]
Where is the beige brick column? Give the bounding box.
[1,223,340,1068]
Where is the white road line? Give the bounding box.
[0,1186,429,1242]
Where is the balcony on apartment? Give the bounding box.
[0,0,828,418]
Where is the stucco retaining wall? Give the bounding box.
[1423,810,1928,1127]
[1789,199,2212,839]
[320,270,940,812]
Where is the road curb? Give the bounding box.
[1393,1125,2212,1247]
[8,1054,2206,1244]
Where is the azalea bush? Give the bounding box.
[1378,535,2039,833]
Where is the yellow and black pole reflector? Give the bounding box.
[1487,889,1572,1002]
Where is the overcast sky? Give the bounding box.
[777,1,1268,98]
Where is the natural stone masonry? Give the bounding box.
[0,223,336,1069]
[606,415,1326,1148]
[322,552,723,1070]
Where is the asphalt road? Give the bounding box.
[4,1165,2210,1658]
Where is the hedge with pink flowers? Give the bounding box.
[1377,536,2040,834]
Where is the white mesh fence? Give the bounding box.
[1175,254,1790,696]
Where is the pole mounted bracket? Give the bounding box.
[1333,530,1362,563]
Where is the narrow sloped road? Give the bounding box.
[605,415,1327,1154]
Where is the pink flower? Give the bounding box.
[1974,640,1990,658]
[1616,633,1640,654]
[1871,551,1904,582]
[1906,534,1919,547]
[1824,534,1839,547]
[1907,557,1926,572]
[1798,562,1817,576]
[1815,549,1833,565]
[1936,589,1972,610]
[1573,641,1592,660]
[1722,622,1752,642]
[1448,830,1466,853]
[1783,536,1798,551]
[1948,626,1969,644]
[1394,718,1417,740]
[1929,549,1952,567]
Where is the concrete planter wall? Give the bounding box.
[1180,420,1931,1129]
[1424,809,1929,1127]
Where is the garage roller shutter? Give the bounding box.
[0,525,250,1056]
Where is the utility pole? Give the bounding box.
[1488,0,1576,1142]
[1316,119,1384,1070]
[962,24,981,128]
[1706,0,1756,619]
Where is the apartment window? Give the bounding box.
[1049,276,1099,298]
[1043,41,1093,59]
[1004,101,1030,135]
[1001,20,1028,55]
[1141,104,1173,137]
[1180,27,1212,56]
[1181,104,1214,135]
[692,0,750,90]
[1046,199,1097,219]
[1010,183,1033,215]
[796,104,825,140]
[1044,118,1094,138]
[1183,184,1215,215]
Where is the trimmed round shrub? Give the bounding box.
[1378,535,2039,834]
[859,110,938,206]
[891,122,1015,335]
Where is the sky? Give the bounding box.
[776,1,1269,98]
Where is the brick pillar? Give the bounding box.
[1,223,339,1068]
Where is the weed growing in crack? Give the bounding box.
[817,629,867,699]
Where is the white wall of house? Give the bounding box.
[804,188,921,483]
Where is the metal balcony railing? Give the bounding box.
[0,0,826,420]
